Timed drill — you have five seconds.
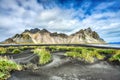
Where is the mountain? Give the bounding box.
[2,27,105,44]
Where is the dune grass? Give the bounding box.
[0,47,7,54]
[109,50,120,61]
[65,48,105,63]
[12,49,21,54]
[47,46,85,52]
[97,49,116,54]
[33,49,51,64]
[19,46,29,50]
[0,56,22,80]
[47,46,120,63]
[7,46,17,52]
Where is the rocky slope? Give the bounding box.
[3,27,105,44]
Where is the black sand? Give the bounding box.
[6,51,120,80]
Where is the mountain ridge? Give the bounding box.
[2,27,105,44]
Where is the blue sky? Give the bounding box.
[0,0,120,42]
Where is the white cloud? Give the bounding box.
[94,1,115,10]
[0,0,120,42]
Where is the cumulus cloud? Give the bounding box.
[0,0,120,42]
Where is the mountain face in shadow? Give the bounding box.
[3,27,105,44]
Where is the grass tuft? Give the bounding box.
[12,49,21,54]
[97,49,116,54]
[33,49,51,64]
[109,50,120,61]
[0,47,7,54]
[0,56,22,80]
[65,48,105,63]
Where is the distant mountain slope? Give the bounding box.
[2,27,105,44]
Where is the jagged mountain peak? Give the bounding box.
[75,29,84,34]
[85,27,92,32]
[23,28,49,33]
[83,27,92,33]
[24,29,30,33]
[30,28,40,33]
[40,29,49,33]
[50,32,68,38]
[72,27,92,35]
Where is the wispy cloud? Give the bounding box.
[0,0,120,42]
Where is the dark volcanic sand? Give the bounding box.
[7,51,120,80]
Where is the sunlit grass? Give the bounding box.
[47,46,85,52]
[109,50,120,61]
[7,46,17,52]
[33,49,51,64]
[91,50,105,60]
[97,49,116,54]
[0,56,22,80]
[65,48,105,63]
[0,47,7,54]
[65,51,80,58]
[12,49,21,54]
[19,46,29,50]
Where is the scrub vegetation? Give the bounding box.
[0,56,22,80]
[109,50,120,61]
[33,49,51,64]
[12,49,21,54]
[97,49,116,54]
[47,46,120,63]
[0,47,7,54]
[65,48,105,63]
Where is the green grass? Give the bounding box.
[65,48,105,63]
[47,46,59,52]
[47,46,85,52]
[65,51,80,58]
[68,47,83,52]
[12,49,21,54]
[109,50,120,61]
[0,47,7,54]
[97,49,116,54]
[0,56,22,80]
[19,46,29,50]
[79,49,95,63]
[7,46,17,52]
[33,49,51,64]
[0,46,24,54]
[93,50,105,60]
